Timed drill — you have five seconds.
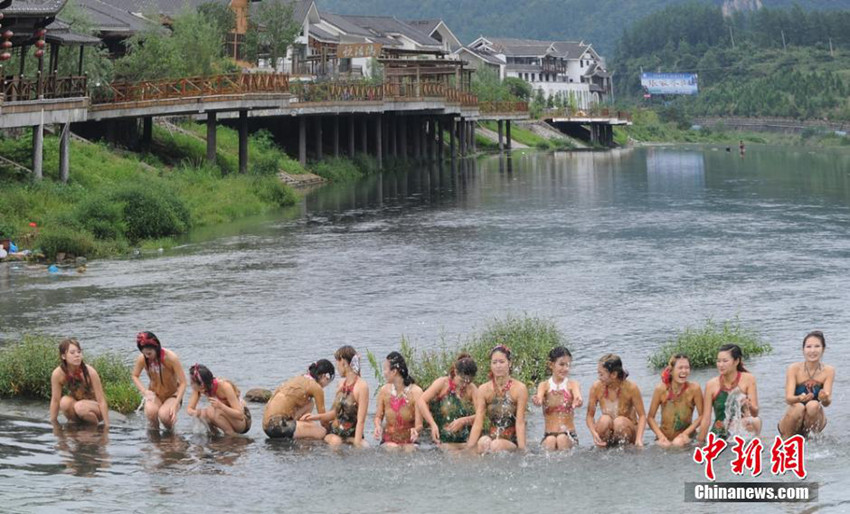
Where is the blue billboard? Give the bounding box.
[640,73,699,95]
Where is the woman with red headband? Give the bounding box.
[468,345,528,452]
[131,331,187,431]
[647,354,703,448]
[187,364,251,435]
[49,338,110,429]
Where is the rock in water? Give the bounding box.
[244,388,272,403]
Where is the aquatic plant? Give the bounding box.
[368,315,568,390]
[0,335,141,414]
[648,318,772,370]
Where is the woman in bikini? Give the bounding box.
[698,344,762,444]
[532,346,582,451]
[778,331,835,438]
[186,364,251,435]
[647,353,703,448]
[469,345,529,452]
[586,354,646,447]
[132,331,187,431]
[302,346,370,447]
[374,351,423,449]
[417,353,479,449]
[49,339,109,429]
[263,359,335,439]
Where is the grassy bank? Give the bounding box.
[480,121,573,150]
[648,318,772,370]
[0,335,141,414]
[0,125,302,259]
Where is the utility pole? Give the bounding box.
[829,38,834,57]
[729,25,735,49]
[781,30,787,51]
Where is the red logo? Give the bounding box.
[730,436,764,477]
[693,433,728,481]
[770,435,807,479]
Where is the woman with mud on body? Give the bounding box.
[586,354,646,447]
[778,331,835,438]
[374,351,424,449]
[698,344,762,444]
[417,353,479,449]
[132,332,187,431]
[469,345,529,452]
[263,359,335,439]
[186,364,251,435]
[647,354,703,448]
[532,346,583,451]
[49,338,110,429]
[302,346,370,446]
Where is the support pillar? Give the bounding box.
[314,117,323,160]
[399,116,408,157]
[449,118,456,157]
[437,119,444,160]
[32,123,44,181]
[420,118,428,159]
[413,117,421,159]
[471,121,476,153]
[505,120,512,149]
[206,112,217,164]
[348,116,355,156]
[459,118,466,156]
[376,116,383,170]
[141,116,153,153]
[333,116,339,157]
[360,117,368,154]
[389,116,397,157]
[497,120,504,151]
[238,110,248,174]
[59,122,70,183]
[299,117,307,166]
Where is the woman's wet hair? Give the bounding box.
[136,331,164,384]
[661,353,689,385]
[548,346,572,363]
[386,351,415,386]
[718,343,747,372]
[449,352,477,379]
[308,359,335,382]
[334,345,360,375]
[802,330,826,349]
[599,353,628,380]
[59,338,91,387]
[489,344,512,361]
[189,363,214,392]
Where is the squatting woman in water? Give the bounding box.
[263,359,334,439]
[374,352,424,448]
[417,353,479,448]
[647,354,703,448]
[132,331,187,431]
[186,364,251,435]
[778,331,834,438]
[698,344,762,443]
[532,346,582,451]
[469,345,528,452]
[586,354,646,447]
[303,346,370,446]
[49,339,109,429]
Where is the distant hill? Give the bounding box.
[316,0,850,55]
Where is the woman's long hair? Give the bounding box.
[386,351,414,386]
[718,344,747,373]
[59,338,90,387]
[136,331,164,384]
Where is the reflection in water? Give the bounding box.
[646,149,706,195]
[144,430,192,471]
[53,423,110,477]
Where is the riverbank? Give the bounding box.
[0,121,383,261]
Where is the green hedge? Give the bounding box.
[648,318,773,369]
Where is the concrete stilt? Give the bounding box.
[348,116,355,156]
[437,118,444,160]
[360,117,368,154]
[333,116,339,157]
[399,116,408,157]
[141,116,152,153]
[376,116,383,169]
[238,110,248,174]
[32,123,44,181]
[471,121,476,153]
[299,117,307,166]
[59,122,70,183]
[505,120,512,149]
[413,117,422,159]
[389,116,397,157]
[206,112,217,164]
[449,118,456,157]
[315,117,323,160]
[498,120,504,151]
[459,118,466,156]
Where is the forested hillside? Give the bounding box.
[317,0,850,54]
[613,4,850,120]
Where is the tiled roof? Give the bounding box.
[69,0,154,35]
[552,41,587,59]
[45,20,103,45]
[3,0,68,16]
[309,24,338,43]
[319,11,372,37]
[405,19,440,36]
[96,0,227,16]
[337,14,441,48]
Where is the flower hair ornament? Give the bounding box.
[350,353,361,375]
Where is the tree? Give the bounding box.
[255,0,301,66]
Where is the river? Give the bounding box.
[1,146,849,512]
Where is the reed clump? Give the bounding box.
[648,318,772,369]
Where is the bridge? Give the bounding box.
[544,108,632,147]
[0,71,531,180]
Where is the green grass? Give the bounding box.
[648,318,773,370]
[480,121,573,150]
[367,315,569,390]
[0,335,141,414]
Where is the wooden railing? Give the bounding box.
[479,101,529,114]
[91,73,290,105]
[545,106,631,121]
[2,75,88,102]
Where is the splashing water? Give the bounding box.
[723,388,751,438]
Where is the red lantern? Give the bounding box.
[1,41,10,49]
[35,39,45,49]
[34,49,44,58]
[0,13,5,20]
[3,30,13,39]
[36,28,46,37]
[0,53,10,61]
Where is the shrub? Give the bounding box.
[111,185,190,242]
[648,318,772,369]
[368,315,568,390]
[252,176,298,206]
[311,157,363,182]
[0,335,141,414]
[73,197,127,240]
[36,228,97,259]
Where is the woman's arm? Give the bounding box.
[217,382,244,418]
[186,389,201,416]
[310,382,327,414]
[697,381,715,444]
[353,381,370,446]
[131,356,149,397]
[88,366,110,429]
[632,383,647,448]
[49,368,63,424]
[646,384,666,441]
[373,386,386,440]
[682,384,704,437]
[514,382,529,450]
[532,381,546,407]
[570,379,583,408]
[745,374,759,418]
[168,351,187,405]
[411,386,424,443]
[466,384,487,449]
[820,366,835,407]
[417,377,446,442]
[784,364,806,405]
[586,382,604,446]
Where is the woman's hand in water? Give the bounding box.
[635,438,644,449]
[656,435,671,449]
[299,413,314,422]
[430,425,441,444]
[445,418,466,433]
[798,393,814,404]
[208,397,222,410]
[144,390,156,403]
[819,390,830,405]
[592,432,607,447]
[671,433,691,447]
[373,425,382,441]
[410,427,420,443]
[531,394,542,407]
[573,395,584,409]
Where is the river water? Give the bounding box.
[1,146,849,512]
